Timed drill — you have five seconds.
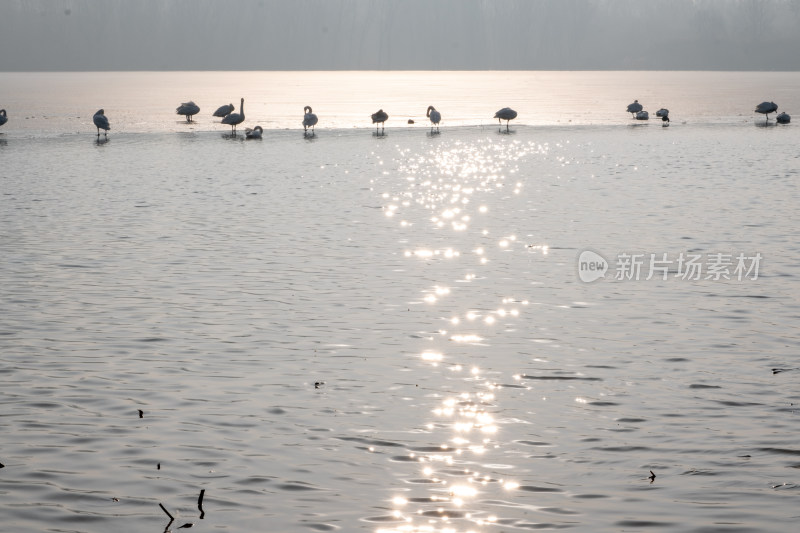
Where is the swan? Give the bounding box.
[213,103,234,118]
[303,106,318,135]
[656,108,669,118]
[777,112,791,124]
[222,98,245,132]
[93,109,110,136]
[635,110,649,120]
[176,101,200,122]
[371,109,388,134]
[0,109,7,127]
[245,125,263,139]
[755,101,778,123]
[494,107,517,132]
[426,105,441,133]
[627,100,643,117]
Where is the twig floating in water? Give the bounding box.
[138,409,144,418]
[648,470,656,482]
[177,523,194,528]
[159,503,174,520]
[198,489,205,519]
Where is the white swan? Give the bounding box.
[176,101,200,122]
[494,107,517,132]
[93,109,110,136]
[426,105,441,133]
[755,101,778,123]
[627,100,643,117]
[245,125,263,139]
[371,109,388,134]
[213,103,234,118]
[303,106,318,135]
[0,109,7,127]
[222,98,245,132]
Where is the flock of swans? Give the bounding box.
[625,99,790,126]
[90,100,514,138]
[0,99,791,139]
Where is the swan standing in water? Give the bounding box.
[303,106,318,135]
[755,101,778,124]
[213,103,234,118]
[245,125,263,139]
[222,98,245,133]
[627,100,643,118]
[426,105,441,133]
[93,109,110,136]
[371,109,388,134]
[494,107,517,132]
[0,109,7,127]
[176,101,200,122]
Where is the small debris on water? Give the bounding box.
[648,470,656,482]
[178,523,194,528]
[138,409,144,418]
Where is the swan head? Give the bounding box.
[304,106,313,114]
[426,105,436,117]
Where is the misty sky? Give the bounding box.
[1,0,799,71]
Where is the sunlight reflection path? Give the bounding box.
[370,137,561,532]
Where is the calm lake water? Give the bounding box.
[1,71,800,533]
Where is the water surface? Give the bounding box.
[1,71,800,533]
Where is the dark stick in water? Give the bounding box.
[198,489,206,519]
[159,503,174,520]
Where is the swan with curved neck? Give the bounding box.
[245,125,263,139]
[303,106,318,135]
[426,105,441,133]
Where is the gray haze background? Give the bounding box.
[1,0,799,71]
